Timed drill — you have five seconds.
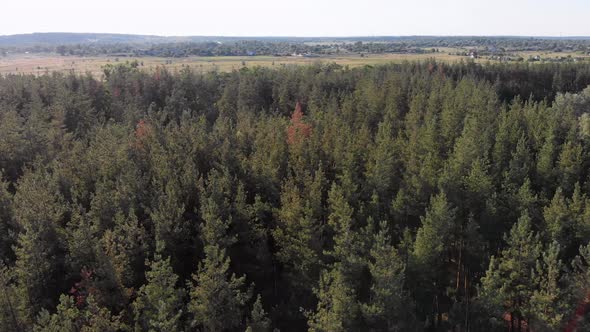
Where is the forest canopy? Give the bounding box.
[2,60,590,331]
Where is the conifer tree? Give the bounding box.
[414,192,456,266]
[569,243,590,330]
[34,294,126,332]
[530,242,566,329]
[12,171,66,325]
[34,295,81,332]
[412,192,457,327]
[81,295,127,332]
[100,210,148,299]
[556,140,583,195]
[480,213,542,329]
[189,245,250,331]
[307,268,360,332]
[543,187,572,246]
[308,183,364,331]
[133,242,184,332]
[0,174,14,264]
[0,265,20,332]
[189,170,251,331]
[362,220,411,331]
[273,178,322,288]
[365,120,398,203]
[245,294,272,332]
[149,179,193,277]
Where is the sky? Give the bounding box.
[2,0,589,37]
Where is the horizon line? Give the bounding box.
[2,32,590,39]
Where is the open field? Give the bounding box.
[1,50,590,77]
[0,52,479,77]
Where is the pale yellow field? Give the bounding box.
[0,52,479,77]
[1,50,588,77]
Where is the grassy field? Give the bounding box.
[0,52,477,77]
[1,50,589,77]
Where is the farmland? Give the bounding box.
[2,49,590,77]
[0,52,467,76]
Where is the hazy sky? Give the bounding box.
[2,0,588,37]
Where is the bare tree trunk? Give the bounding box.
[456,241,462,294]
[2,287,19,332]
[464,267,469,331]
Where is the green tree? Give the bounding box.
[529,242,566,330]
[189,171,251,331]
[34,294,126,332]
[100,210,148,301]
[133,244,184,332]
[414,192,456,266]
[412,192,457,327]
[556,140,583,195]
[12,170,66,325]
[273,179,321,288]
[34,295,82,332]
[0,174,14,263]
[245,294,271,332]
[0,265,20,332]
[362,220,411,331]
[307,268,360,332]
[479,213,542,330]
[189,245,250,331]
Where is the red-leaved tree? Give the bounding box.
[286,102,312,145]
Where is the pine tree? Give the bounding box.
[100,210,148,300]
[273,178,322,288]
[413,192,456,266]
[81,295,127,332]
[365,120,398,204]
[503,134,532,188]
[189,170,251,331]
[569,243,590,330]
[149,180,190,274]
[12,171,66,325]
[326,183,361,269]
[0,174,14,264]
[412,192,457,327]
[286,102,312,146]
[479,213,542,330]
[189,245,250,331]
[307,183,365,331]
[536,133,556,192]
[34,295,81,332]
[543,187,570,244]
[362,220,411,331]
[133,243,184,332]
[0,265,20,332]
[530,242,566,329]
[245,294,271,332]
[556,140,583,195]
[34,294,126,332]
[307,268,360,332]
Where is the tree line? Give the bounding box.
[3,36,590,58]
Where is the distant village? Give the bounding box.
[454,47,589,63]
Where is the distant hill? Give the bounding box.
[0,33,328,46]
[0,33,169,46]
[0,33,413,46]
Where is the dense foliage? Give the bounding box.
[2,60,590,331]
[2,35,590,58]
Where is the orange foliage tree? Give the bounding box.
[286,102,312,145]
